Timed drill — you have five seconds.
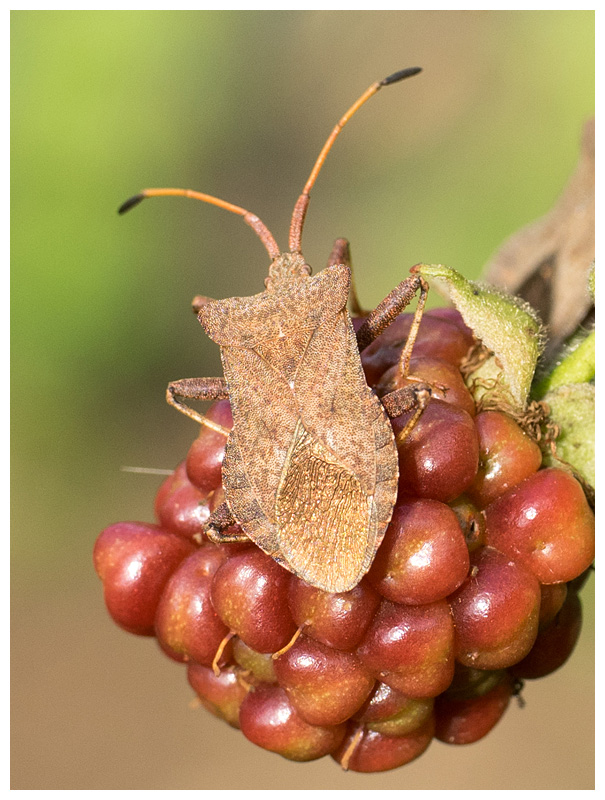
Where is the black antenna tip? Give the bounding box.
[118,193,145,215]
[380,67,422,87]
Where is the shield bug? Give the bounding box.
[119,68,432,593]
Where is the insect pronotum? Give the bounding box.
[120,68,432,593]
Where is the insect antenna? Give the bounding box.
[288,66,422,254]
[118,187,281,260]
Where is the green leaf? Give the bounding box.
[415,264,542,409]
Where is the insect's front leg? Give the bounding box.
[326,238,367,317]
[191,295,215,315]
[356,274,434,436]
[355,273,429,380]
[166,377,230,428]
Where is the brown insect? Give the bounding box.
[119,68,431,593]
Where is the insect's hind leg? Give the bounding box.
[167,378,249,544]
[166,377,230,430]
[205,502,249,543]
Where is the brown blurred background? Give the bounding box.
[11,10,594,789]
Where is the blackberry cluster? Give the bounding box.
[94,308,594,773]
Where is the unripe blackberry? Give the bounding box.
[94,522,196,635]
[272,634,375,725]
[448,546,541,670]
[435,673,516,745]
[239,685,346,762]
[367,497,470,604]
[484,468,595,584]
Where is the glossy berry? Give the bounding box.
[288,576,380,651]
[411,310,475,364]
[363,697,434,737]
[332,716,434,773]
[353,681,433,731]
[155,546,231,665]
[511,591,583,680]
[360,311,474,385]
[186,400,233,494]
[538,582,568,630]
[187,662,249,728]
[154,462,212,543]
[239,684,345,762]
[210,548,297,654]
[467,411,543,509]
[435,674,515,745]
[484,468,595,584]
[272,634,375,725]
[367,498,470,605]
[356,599,455,697]
[448,546,540,670]
[93,522,195,635]
[376,355,476,418]
[393,399,479,503]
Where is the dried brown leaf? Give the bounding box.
[484,118,594,359]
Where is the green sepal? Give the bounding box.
[542,383,594,489]
[533,328,595,397]
[462,353,517,410]
[415,264,542,409]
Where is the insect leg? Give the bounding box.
[359,276,431,433]
[205,502,249,543]
[191,295,216,315]
[326,237,351,269]
[381,383,432,420]
[382,383,433,445]
[355,274,428,372]
[326,238,367,317]
[166,377,230,428]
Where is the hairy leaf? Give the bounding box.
[415,264,542,410]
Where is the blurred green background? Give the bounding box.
[12,10,594,790]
